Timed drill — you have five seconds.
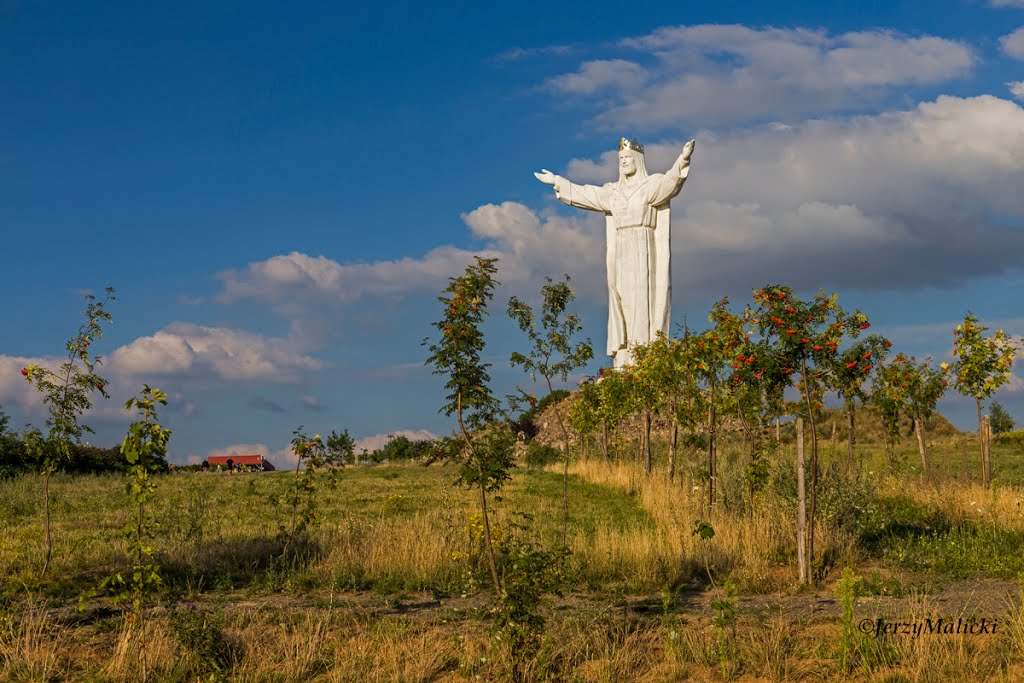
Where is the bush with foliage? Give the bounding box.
[990,401,1015,435]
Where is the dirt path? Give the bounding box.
[158,576,1024,623]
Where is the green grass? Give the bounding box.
[0,463,654,599]
[4,439,1024,681]
[880,523,1024,578]
[512,469,654,538]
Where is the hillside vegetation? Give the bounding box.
[3,430,1024,680]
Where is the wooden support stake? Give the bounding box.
[796,417,807,584]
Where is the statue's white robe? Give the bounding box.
[553,167,689,365]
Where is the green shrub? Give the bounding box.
[170,604,237,677]
[525,442,561,470]
[995,430,1024,447]
[853,495,951,552]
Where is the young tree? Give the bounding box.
[283,425,350,555]
[101,385,170,683]
[508,274,593,549]
[326,429,356,465]
[902,358,948,475]
[424,256,507,590]
[724,329,791,513]
[594,368,632,462]
[827,335,892,476]
[990,401,1015,435]
[948,312,1022,487]
[691,300,738,507]
[567,378,601,460]
[21,287,115,577]
[751,285,866,582]
[103,388,169,600]
[624,346,663,476]
[871,356,911,469]
[631,331,704,483]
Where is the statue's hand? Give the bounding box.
[680,139,695,165]
[534,169,557,186]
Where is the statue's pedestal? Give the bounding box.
[613,347,635,369]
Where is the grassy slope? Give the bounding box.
[3,436,1024,681]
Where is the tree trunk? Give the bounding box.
[800,362,819,582]
[547,388,572,552]
[669,421,678,483]
[457,393,500,591]
[643,409,652,476]
[915,414,928,475]
[41,466,53,579]
[707,388,717,508]
[601,419,609,462]
[796,418,808,584]
[882,426,895,472]
[977,398,987,487]
[982,412,992,488]
[847,404,856,477]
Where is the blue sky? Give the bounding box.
[3,1,1024,465]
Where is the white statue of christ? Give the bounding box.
[535,137,695,368]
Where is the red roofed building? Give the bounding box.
[207,454,275,471]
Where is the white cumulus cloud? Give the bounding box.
[563,95,1024,299]
[546,25,975,127]
[110,322,325,384]
[213,94,1024,311]
[1,320,328,425]
[216,204,607,307]
[1001,27,1024,60]
[545,59,649,94]
[216,246,490,308]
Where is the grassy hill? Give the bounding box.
[2,419,1024,680]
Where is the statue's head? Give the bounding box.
[617,137,647,181]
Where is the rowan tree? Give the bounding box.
[827,335,892,476]
[871,356,912,468]
[593,367,633,462]
[567,378,601,459]
[948,312,1021,487]
[902,358,947,474]
[692,300,739,507]
[626,341,667,476]
[21,287,115,577]
[750,285,866,582]
[424,256,507,590]
[632,331,704,482]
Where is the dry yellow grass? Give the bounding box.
[3,444,1024,680]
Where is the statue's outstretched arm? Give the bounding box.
[672,139,696,175]
[534,169,557,186]
[651,139,696,205]
[534,168,607,212]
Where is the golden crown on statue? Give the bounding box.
[618,137,644,153]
